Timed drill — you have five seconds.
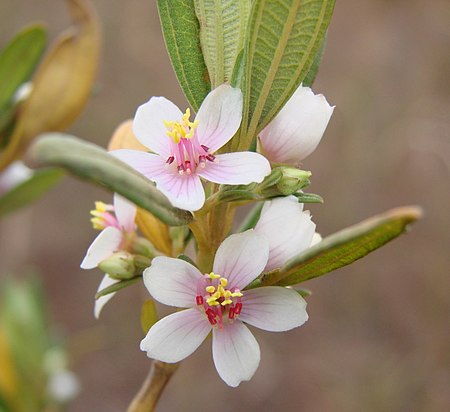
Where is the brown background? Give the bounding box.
[1,0,449,411]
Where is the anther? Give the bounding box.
[196,296,204,305]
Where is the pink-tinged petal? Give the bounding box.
[240,286,308,332]
[255,196,316,271]
[143,256,203,308]
[195,85,243,152]
[113,193,136,233]
[197,152,271,185]
[213,230,269,290]
[153,172,205,211]
[0,161,33,195]
[80,226,123,269]
[133,96,183,157]
[110,150,167,180]
[259,85,334,165]
[212,321,260,387]
[94,275,119,319]
[140,308,211,363]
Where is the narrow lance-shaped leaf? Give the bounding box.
[157,0,211,112]
[0,0,101,171]
[27,134,193,226]
[238,0,335,150]
[0,25,47,110]
[194,0,250,88]
[261,206,423,286]
[0,168,64,218]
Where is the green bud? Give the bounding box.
[98,251,136,280]
[276,167,312,195]
[134,255,152,271]
[254,168,283,192]
[131,237,155,258]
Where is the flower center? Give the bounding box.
[163,108,216,175]
[90,201,119,230]
[196,272,243,328]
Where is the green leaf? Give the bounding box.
[194,0,250,88]
[261,206,423,286]
[157,0,211,112]
[238,0,335,150]
[303,34,327,87]
[238,203,263,232]
[0,168,63,218]
[0,25,47,110]
[141,300,158,334]
[292,192,323,203]
[95,277,141,299]
[27,133,193,226]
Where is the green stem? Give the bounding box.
[127,361,179,412]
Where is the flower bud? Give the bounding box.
[98,251,136,280]
[130,237,155,258]
[276,167,311,195]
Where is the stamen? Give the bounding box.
[196,296,204,305]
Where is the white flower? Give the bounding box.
[258,85,334,165]
[112,84,271,211]
[254,196,317,272]
[0,161,33,195]
[140,230,308,387]
[80,193,136,318]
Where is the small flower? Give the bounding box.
[140,230,308,387]
[0,161,33,195]
[254,196,317,272]
[112,84,271,211]
[80,194,137,318]
[258,85,334,165]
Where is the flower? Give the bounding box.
[111,84,271,211]
[258,85,334,165]
[0,161,33,195]
[140,230,308,387]
[80,194,137,318]
[254,196,318,272]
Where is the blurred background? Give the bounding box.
[0,0,449,411]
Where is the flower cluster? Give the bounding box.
[82,83,333,385]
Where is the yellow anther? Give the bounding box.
[94,201,109,213]
[224,290,232,299]
[231,291,243,298]
[90,201,113,230]
[164,108,198,143]
[208,272,220,280]
[205,286,215,293]
[219,278,228,287]
[221,299,233,306]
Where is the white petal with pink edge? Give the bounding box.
[140,308,211,363]
[240,286,308,332]
[144,256,203,308]
[110,150,168,180]
[259,85,334,165]
[255,196,316,272]
[153,172,205,211]
[195,85,243,153]
[94,275,119,319]
[113,193,136,233]
[80,226,123,269]
[213,230,269,290]
[212,321,260,387]
[133,96,183,157]
[197,152,271,185]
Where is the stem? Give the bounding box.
[127,361,179,412]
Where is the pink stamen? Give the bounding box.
[234,302,242,315]
[196,296,203,305]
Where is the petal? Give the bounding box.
[0,161,33,194]
[212,321,260,387]
[94,275,119,319]
[197,152,271,185]
[195,85,243,152]
[240,286,308,332]
[110,150,167,180]
[132,96,183,157]
[255,196,316,271]
[153,172,205,211]
[113,193,136,233]
[259,85,334,165]
[311,232,322,246]
[143,256,203,308]
[80,226,123,269]
[140,308,211,363]
[213,230,269,290]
